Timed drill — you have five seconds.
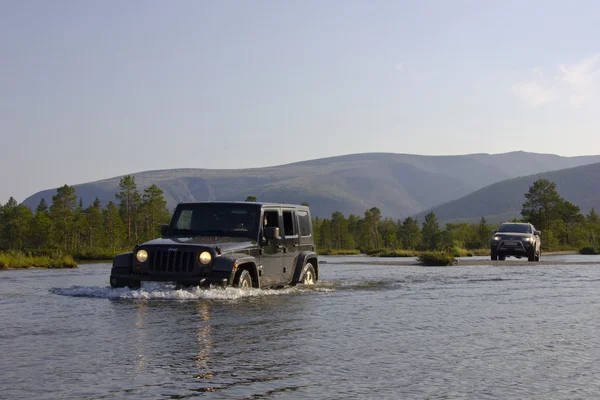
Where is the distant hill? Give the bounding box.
[414,162,600,224]
[22,152,600,219]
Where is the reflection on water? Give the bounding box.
[194,302,213,375]
[2,259,600,399]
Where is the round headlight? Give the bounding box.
[136,249,148,263]
[199,251,212,265]
[524,237,532,242]
[493,236,501,241]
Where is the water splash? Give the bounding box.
[51,282,334,300]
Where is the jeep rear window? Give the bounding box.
[298,210,311,237]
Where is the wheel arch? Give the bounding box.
[235,259,259,288]
[292,251,318,284]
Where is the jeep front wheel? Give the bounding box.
[300,263,316,285]
[235,269,253,288]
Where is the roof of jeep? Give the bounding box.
[175,201,310,210]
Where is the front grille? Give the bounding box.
[148,249,196,273]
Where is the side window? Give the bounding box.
[262,210,279,228]
[282,211,297,237]
[298,210,312,237]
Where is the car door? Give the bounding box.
[280,209,299,284]
[258,208,284,287]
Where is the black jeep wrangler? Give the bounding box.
[109,201,318,289]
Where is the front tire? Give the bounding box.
[300,263,316,285]
[491,249,497,261]
[235,269,253,288]
[110,277,140,289]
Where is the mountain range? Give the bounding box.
[22,151,600,221]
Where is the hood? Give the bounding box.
[493,232,531,238]
[139,237,256,253]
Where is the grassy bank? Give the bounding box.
[0,251,78,269]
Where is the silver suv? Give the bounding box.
[491,222,541,262]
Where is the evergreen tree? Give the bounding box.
[83,197,104,248]
[140,184,170,241]
[330,211,352,250]
[0,197,32,250]
[318,218,332,250]
[28,199,52,249]
[102,201,125,252]
[421,211,441,250]
[476,217,490,248]
[115,175,141,245]
[50,185,77,249]
[398,217,421,250]
[521,179,563,231]
[363,207,382,250]
[379,217,398,249]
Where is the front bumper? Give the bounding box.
[110,268,235,287]
[492,240,533,256]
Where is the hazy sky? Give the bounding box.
[1,0,599,204]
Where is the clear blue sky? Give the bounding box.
[1,0,599,204]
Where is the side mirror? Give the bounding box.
[161,224,169,236]
[534,230,541,236]
[263,227,280,240]
[491,229,496,234]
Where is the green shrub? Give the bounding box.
[0,251,77,269]
[378,249,419,257]
[317,249,361,256]
[417,251,455,266]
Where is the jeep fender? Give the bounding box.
[212,254,259,286]
[112,252,133,272]
[292,251,318,284]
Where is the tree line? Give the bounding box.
[1,177,599,257]
[0,175,171,257]
[312,179,600,254]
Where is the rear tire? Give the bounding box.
[300,263,316,285]
[235,269,253,288]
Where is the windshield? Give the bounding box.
[497,223,532,234]
[168,203,260,240]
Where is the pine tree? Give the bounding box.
[140,184,170,241]
[28,199,52,249]
[421,212,441,250]
[50,185,77,250]
[115,175,141,245]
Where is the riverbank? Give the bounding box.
[320,251,594,267]
[0,252,78,270]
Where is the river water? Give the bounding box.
[2,255,600,399]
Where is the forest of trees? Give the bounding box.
[313,178,600,254]
[0,175,171,258]
[1,178,599,258]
